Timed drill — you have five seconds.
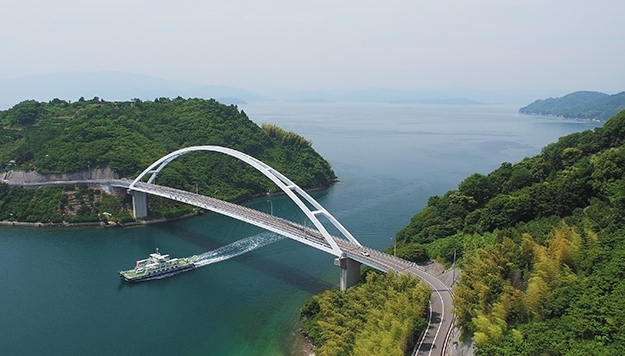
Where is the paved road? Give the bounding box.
[332,239,454,356]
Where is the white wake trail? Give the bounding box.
[193,232,284,267]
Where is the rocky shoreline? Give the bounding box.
[0,212,198,228]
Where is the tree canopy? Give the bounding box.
[0,97,335,223]
[394,109,625,354]
[300,271,430,356]
[519,91,625,121]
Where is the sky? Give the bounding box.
[1,0,624,93]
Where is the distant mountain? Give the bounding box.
[519,91,625,121]
[337,87,450,103]
[279,87,486,104]
[217,97,248,105]
[391,98,484,105]
[189,85,268,102]
[277,87,561,106]
[0,71,567,109]
[0,72,267,109]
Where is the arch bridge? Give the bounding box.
[130,146,358,255]
[129,145,375,288]
[127,146,453,355]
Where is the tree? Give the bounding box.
[458,173,495,207]
[6,100,41,126]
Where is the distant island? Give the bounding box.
[216,97,247,105]
[519,90,625,121]
[391,97,484,105]
[2,72,543,109]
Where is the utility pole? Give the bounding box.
[266,200,273,215]
[392,237,397,257]
[452,248,457,286]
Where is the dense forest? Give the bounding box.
[0,97,335,223]
[391,109,625,354]
[299,109,625,356]
[300,272,430,356]
[519,91,625,121]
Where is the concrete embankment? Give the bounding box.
[0,221,103,228]
[2,167,118,184]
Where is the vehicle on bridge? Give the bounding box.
[119,248,198,282]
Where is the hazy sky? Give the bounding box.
[1,0,624,93]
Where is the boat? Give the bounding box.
[119,248,198,282]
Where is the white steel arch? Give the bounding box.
[128,146,361,256]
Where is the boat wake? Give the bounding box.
[193,232,284,268]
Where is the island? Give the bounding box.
[0,97,335,224]
[519,90,625,121]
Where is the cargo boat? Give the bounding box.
[119,248,198,282]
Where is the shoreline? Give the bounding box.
[0,175,337,229]
[518,111,606,123]
[293,330,315,356]
[0,212,200,228]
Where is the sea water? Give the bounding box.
[0,102,601,355]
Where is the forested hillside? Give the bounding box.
[0,97,335,223]
[393,109,625,354]
[519,91,625,121]
[299,272,430,356]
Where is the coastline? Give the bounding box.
[518,111,606,123]
[0,171,337,228]
[293,331,315,356]
[0,212,199,228]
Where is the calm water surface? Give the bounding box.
[0,103,601,355]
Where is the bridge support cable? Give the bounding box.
[129,146,362,257]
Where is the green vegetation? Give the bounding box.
[300,272,430,356]
[394,109,625,354]
[0,97,335,223]
[519,91,625,121]
[0,183,135,224]
[261,123,312,148]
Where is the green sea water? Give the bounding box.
[0,103,601,355]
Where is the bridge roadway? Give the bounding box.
[131,181,454,356]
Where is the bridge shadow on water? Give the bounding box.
[152,222,336,295]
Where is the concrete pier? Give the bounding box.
[131,191,148,218]
[334,256,362,291]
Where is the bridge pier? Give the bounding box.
[334,256,361,291]
[131,191,148,218]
